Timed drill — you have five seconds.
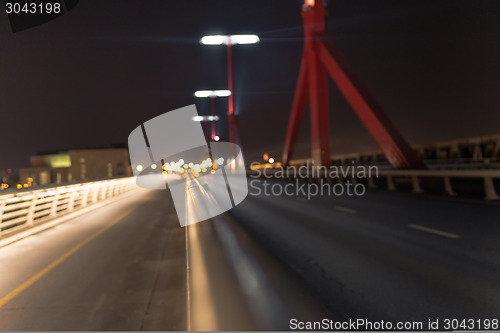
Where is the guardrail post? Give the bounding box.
[92,186,100,203]
[26,194,37,226]
[483,176,499,200]
[105,183,110,198]
[100,184,107,200]
[50,191,61,217]
[82,186,90,207]
[67,188,76,212]
[444,176,456,196]
[386,175,396,191]
[411,175,424,193]
[0,199,6,237]
[367,176,376,189]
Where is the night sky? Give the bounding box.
[1,0,499,171]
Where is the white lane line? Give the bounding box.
[334,205,357,214]
[408,224,461,239]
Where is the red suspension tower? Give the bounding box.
[282,0,426,169]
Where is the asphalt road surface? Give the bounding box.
[1,178,499,330]
[0,187,321,331]
[232,178,500,325]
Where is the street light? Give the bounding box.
[194,89,231,141]
[200,34,260,144]
[194,90,231,98]
[200,35,260,46]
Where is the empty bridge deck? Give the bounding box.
[0,183,500,330]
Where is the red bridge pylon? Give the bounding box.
[282,0,426,169]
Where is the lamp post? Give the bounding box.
[194,90,231,141]
[200,34,260,144]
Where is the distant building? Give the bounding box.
[0,168,17,190]
[19,148,132,186]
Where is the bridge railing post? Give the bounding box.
[100,183,108,200]
[26,194,37,226]
[67,187,76,212]
[82,186,90,207]
[0,198,6,237]
[484,176,499,200]
[386,176,396,191]
[367,176,376,189]
[92,185,100,203]
[50,191,61,217]
[444,176,456,196]
[411,175,424,193]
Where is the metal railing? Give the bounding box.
[0,177,137,237]
[377,169,500,200]
[250,163,500,201]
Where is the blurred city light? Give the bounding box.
[192,115,220,122]
[194,90,231,98]
[200,35,259,46]
[200,34,260,46]
[200,35,225,45]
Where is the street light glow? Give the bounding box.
[200,34,260,46]
[213,90,231,97]
[200,34,259,144]
[194,90,231,98]
[200,35,226,45]
[192,115,220,122]
[230,34,260,45]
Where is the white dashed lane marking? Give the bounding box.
[408,224,461,239]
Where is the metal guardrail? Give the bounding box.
[250,163,500,201]
[249,158,500,172]
[0,177,137,237]
[378,169,500,200]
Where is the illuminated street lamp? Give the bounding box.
[200,35,260,46]
[200,34,260,144]
[194,90,231,98]
[194,89,231,141]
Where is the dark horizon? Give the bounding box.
[1,0,499,171]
